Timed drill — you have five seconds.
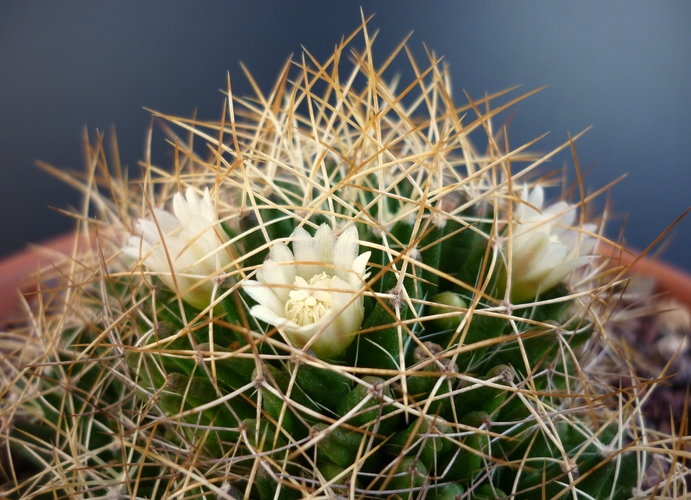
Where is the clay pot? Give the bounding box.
[0,233,85,322]
[596,243,691,310]
[596,242,691,446]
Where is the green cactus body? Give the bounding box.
[253,364,319,439]
[428,482,466,499]
[255,466,302,500]
[438,215,488,289]
[4,20,668,500]
[317,461,354,488]
[383,417,453,469]
[336,376,400,437]
[386,456,429,495]
[494,327,559,377]
[470,483,508,499]
[165,372,253,452]
[454,364,513,417]
[349,265,419,371]
[439,410,491,484]
[419,223,444,288]
[448,312,508,372]
[196,342,256,390]
[313,422,368,467]
[403,342,458,415]
[294,360,353,413]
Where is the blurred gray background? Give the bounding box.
[1,1,689,271]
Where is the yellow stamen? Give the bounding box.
[284,272,333,326]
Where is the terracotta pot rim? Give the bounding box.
[595,242,691,310]
[0,233,88,322]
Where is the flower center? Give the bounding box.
[284,272,334,326]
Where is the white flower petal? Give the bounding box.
[292,226,327,278]
[512,231,549,267]
[546,202,576,227]
[200,188,215,222]
[329,280,364,324]
[284,321,325,349]
[172,192,190,226]
[350,251,372,284]
[291,226,315,261]
[540,256,592,293]
[249,305,298,330]
[257,258,297,303]
[519,242,567,284]
[286,302,360,358]
[314,224,337,263]
[242,280,286,317]
[527,184,544,209]
[124,235,150,260]
[538,242,569,270]
[506,185,594,302]
[137,214,178,245]
[332,225,359,277]
[270,240,295,263]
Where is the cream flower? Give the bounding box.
[124,187,230,310]
[506,185,596,302]
[242,224,371,358]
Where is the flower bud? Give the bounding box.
[428,291,468,331]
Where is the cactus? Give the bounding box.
[1,19,686,499]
